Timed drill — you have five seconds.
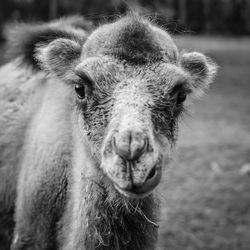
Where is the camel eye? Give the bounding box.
[75,84,85,99]
[176,91,186,106]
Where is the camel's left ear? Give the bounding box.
[180,52,218,97]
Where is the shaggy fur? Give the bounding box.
[0,14,217,250]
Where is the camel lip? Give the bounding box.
[114,167,161,199]
[114,184,153,199]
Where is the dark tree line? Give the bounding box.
[0,0,250,40]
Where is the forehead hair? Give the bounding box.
[82,15,179,65]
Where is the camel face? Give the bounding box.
[69,18,182,198]
[37,15,217,198]
[74,56,186,198]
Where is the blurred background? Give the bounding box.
[1,0,250,38]
[0,1,250,250]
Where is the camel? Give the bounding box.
[0,14,217,250]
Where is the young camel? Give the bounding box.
[0,15,217,250]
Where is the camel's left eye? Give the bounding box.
[75,84,85,99]
[176,91,186,106]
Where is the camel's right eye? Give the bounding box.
[74,84,85,99]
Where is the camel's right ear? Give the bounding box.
[35,38,82,82]
[5,16,91,69]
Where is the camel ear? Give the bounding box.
[35,38,81,81]
[5,17,89,70]
[180,52,218,97]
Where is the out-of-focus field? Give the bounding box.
[0,47,4,66]
[158,37,250,250]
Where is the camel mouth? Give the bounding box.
[113,165,162,198]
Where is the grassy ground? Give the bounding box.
[158,37,250,250]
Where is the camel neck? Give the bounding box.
[62,126,159,250]
[83,180,159,250]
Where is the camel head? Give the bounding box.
[36,15,217,198]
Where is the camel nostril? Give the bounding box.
[112,135,130,160]
[112,131,148,161]
[130,137,147,160]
